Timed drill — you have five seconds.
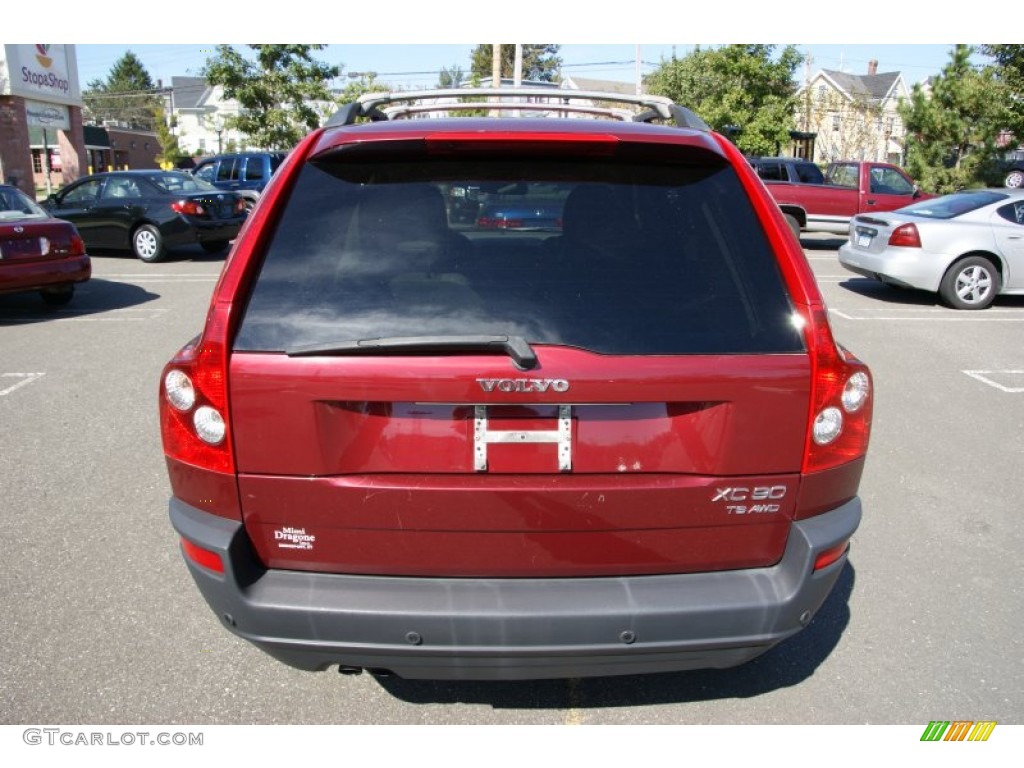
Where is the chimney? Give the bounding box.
[867,59,878,76]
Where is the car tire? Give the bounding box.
[1005,169,1024,189]
[132,224,165,263]
[200,241,230,254]
[939,255,999,310]
[784,213,801,239]
[39,284,74,306]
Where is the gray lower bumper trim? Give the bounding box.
[170,497,860,680]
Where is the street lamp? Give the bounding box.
[212,116,224,154]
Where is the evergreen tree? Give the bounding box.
[152,106,184,169]
[899,45,1009,192]
[83,51,160,130]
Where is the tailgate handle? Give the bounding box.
[474,405,572,472]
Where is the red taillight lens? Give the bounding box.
[172,199,205,216]
[814,541,850,571]
[181,538,224,574]
[888,223,921,248]
[160,305,233,474]
[802,307,873,474]
[69,234,86,256]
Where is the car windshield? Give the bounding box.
[0,186,48,220]
[899,191,1008,219]
[234,150,804,357]
[145,173,219,194]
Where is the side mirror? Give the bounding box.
[45,193,59,206]
[912,185,922,199]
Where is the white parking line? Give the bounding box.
[963,370,1024,393]
[830,308,1024,321]
[0,372,45,396]
[0,308,169,323]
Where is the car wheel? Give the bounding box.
[200,241,229,254]
[1005,169,1024,189]
[784,213,801,239]
[132,224,165,262]
[39,284,74,306]
[939,255,999,310]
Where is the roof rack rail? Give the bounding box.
[325,88,710,132]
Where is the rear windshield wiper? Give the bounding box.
[286,334,539,370]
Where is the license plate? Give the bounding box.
[856,232,873,247]
[0,237,47,259]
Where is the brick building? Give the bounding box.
[0,44,87,197]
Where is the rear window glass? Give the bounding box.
[899,191,1007,219]
[147,173,218,194]
[234,151,804,356]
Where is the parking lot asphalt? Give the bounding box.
[1,238,1022,726]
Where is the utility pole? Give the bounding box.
[635,45,642,96]
[491,44,502,117]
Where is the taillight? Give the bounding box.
[802,307,873,474]
[814,541,850,571]
[180,538,224,574]
[172,199,205,216]
[160,304,233,474]
[888,223,921,248]
[69,234,86,256]
[477,216,523,229]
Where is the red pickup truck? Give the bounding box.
[750,158,928,235]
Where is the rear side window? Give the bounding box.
[244,159,265,181]
[754,162,785,181]
[216,158,239,182]
[235,149,804,356]
[794,163,825,184]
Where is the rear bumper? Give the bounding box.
[161,216,243,247]
[0,254,91,294]
[170,497,860,680]
[838,243,943,292]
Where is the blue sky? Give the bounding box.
[72,43,970,92]
[22,2,992,92]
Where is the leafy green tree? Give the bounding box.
[437,64,465,89]
[152,105,185,169]
[899,45,1009,193]
[83,51,160,130]
[644,45,803,156]
[980,44,1024,140]
[470,45,561,83]
[202,45,340,150]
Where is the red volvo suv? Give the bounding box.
[159,89,872,680]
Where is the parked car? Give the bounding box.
[0,184,90,305]
[43,170,246,262]
[760,160,928,236]
[997,148,1024,189]
[160,88,873,680]
[748,156,826,185]
[839,188,1024,309]
[475,199,563,231]
[192,152,287,212]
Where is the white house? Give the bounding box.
[795,60,909,165]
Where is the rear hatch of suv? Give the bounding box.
[222,125,823,579]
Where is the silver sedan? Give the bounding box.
[838,189,1024,309]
